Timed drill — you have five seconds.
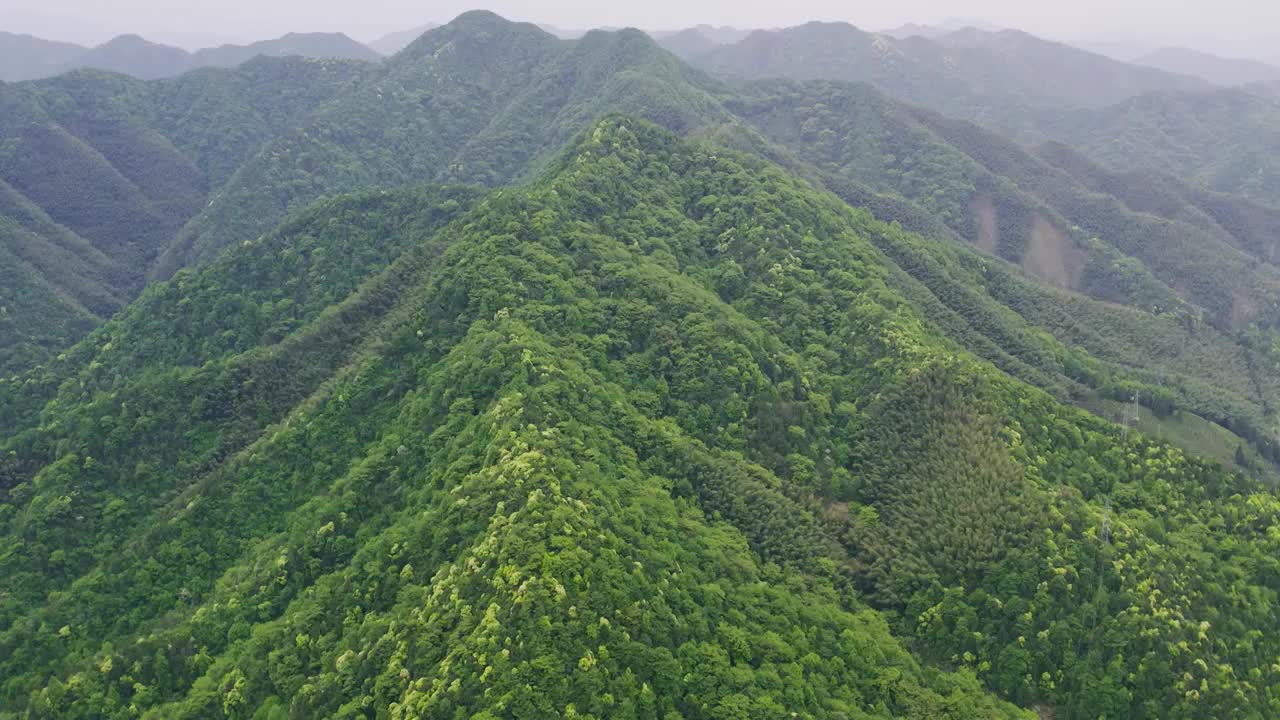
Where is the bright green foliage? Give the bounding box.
[2,117,1278,720]
[726,80,1280,332]
[0,118,1035,720]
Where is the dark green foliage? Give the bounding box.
[0,57,373,374]
[161,12,730,273]
[3,14,1280,718]
[0,119,1036,720]
[2,118,1278,720]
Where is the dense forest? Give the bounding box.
[3,9,1280,719]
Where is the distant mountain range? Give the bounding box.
[881,18,1004,39]
[1133,46,1280,86]
[689,22,1211,138]
[0,31,380,81]
[0,31,88,81]
[368,23,437,55]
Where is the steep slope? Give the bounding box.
[5,11,1280,471]
[0,58,372,374]
[0,32,86,82]
[6,11,1279,462]
[156,11,731,273]
[1,12,727,372]
[715,79,1280,469]
[1134,47,1280,86]
[0,178,129,374]
[189,32,380,68]
[726,80,1280,325]
[0,122,1040,720]
[4,117,1280,720]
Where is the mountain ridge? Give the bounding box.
[3,115,1279,718]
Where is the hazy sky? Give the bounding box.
[4,0,1279,57]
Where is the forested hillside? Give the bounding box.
[1050,88,1280,207]
[688,20,1280,218]
[4,116,1280,720]
[154,12,729,274]
[5,10,1277,470]
[3,11,1280,719]
[0,57,373,374]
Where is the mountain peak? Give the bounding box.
[394,10,557,61]
[101,33,162,47]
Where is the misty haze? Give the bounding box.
[2,2,1279,719]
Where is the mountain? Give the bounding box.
[4,32,381,82]
[1052,88,1280,207]
[932,28,1209,107]
[723,79,1280,461]
[652,27,719,60]
[881,18,1002,39]
[1134,47,1280,86]
[0,32,86,82]
[651,24,754,45]
[153,11,730,275]
[5,10,1279,455]
[4,9,1280,719]
[0,57,374,373]
[693,23,1209,136]
[190,32,379,67]
[60,34,193,80]
[0,12,727,373]
[0,118,1035,720]
[368,23,437,55]
[5,114,1280,719]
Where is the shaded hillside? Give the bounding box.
[5,11,1279,468]
[0,13,731,373]
[719,79,1280,464]
[2,118,1278,720]
[0,58,372,373]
